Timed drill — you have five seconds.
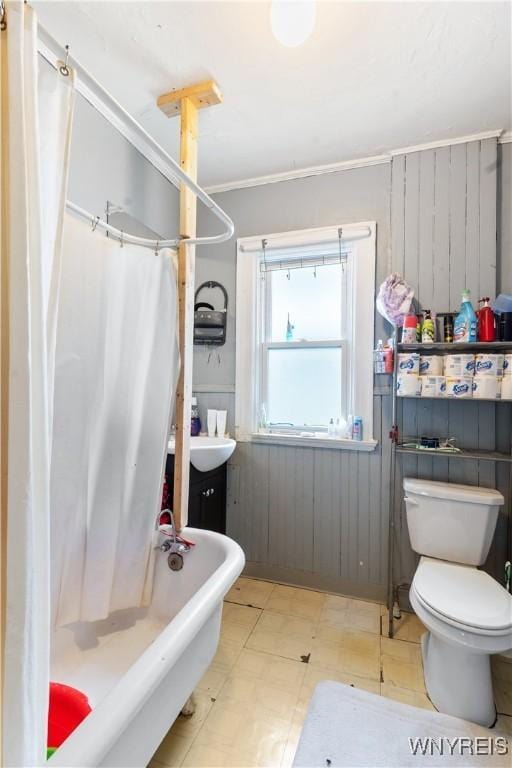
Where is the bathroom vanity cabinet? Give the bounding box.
[165,455,227,534]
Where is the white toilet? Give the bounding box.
[403,477,512,727]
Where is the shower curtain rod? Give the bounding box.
[37,26,234,251]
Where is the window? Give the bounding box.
[236,223,377,449]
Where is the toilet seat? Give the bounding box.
[413,557,512,635]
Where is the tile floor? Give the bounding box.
[149,577,512,768]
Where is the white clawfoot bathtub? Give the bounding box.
[50,529,245,768]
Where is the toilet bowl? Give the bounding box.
[403,478,512,727]
[410,557,512,726]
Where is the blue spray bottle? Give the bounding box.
[454,290,477,343]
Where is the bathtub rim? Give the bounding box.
[49,528,245,768]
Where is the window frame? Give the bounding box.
[235,222,377,451]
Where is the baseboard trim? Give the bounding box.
[242,562,386,603]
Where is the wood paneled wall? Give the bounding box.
[227,395,391,601]
[391,139,497,310]
[199,137,510,602]
[390,137,511,591]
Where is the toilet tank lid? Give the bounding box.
[403,478,504,505]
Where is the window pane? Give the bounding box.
[270,264,342,342]
[267,347,342,427]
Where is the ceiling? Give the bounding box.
[34,1,511,189]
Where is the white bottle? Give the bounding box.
[374,340,385,373]
[345,414,353,440]
[328,418,335,437]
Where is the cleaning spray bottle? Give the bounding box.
[454,290,477,343]
[477,298,496,342]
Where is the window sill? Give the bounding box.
[249,432,378,451]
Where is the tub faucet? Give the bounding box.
[157,509,190,571]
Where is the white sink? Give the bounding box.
[167,436,236,472]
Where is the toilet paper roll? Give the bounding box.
[444,354,475,377]
[474,354,504,377]
[501,354,512,376]
[445,376,473,399]
[420,376,446,398]
[419,355,444,376]
[501,376,512,399]
[398,353,420,374]
[397,374,421,397]
[472,376,501,400]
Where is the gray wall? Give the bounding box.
[390,138,511,593]
[197,138,511,602]
[498,142,512,294]
[64,73,512,603]
[66,81,179,239]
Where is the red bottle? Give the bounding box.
[477,298,496,342]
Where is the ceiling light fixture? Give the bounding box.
[271,0,316,48]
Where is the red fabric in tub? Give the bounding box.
[48,682,92,748]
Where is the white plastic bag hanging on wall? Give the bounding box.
[376,273,414,327]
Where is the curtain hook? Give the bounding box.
[155,240,160,255]
[92,215,99,232]
[287,269,291,280]
[313,265,317,278]
[261,238,268,272]
[0,1,7,31]
[120,230,124,248]
[59,45,71,77]
[338,226,345,273]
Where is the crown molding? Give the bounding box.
[206,129,506,195]
[389,129,503,156]
[205,154,390,194]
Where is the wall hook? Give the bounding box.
[59,45,71,77]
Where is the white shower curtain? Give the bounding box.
[51,215,179,626]
[2,2,75,766]
[3,3,179,763]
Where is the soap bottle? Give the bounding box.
[421,310,435,343]
[191,397,201,436]
[454,290,477,343]
[477,298,496,342]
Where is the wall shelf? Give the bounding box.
[398,341,512,352]
[396,446,512,463]
[387,330,512,642]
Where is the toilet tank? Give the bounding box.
[403,478,504,565]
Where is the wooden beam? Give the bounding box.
[0,25,8,757]
[172,96,197,532]
[157,79,223,118]
[161,81,221,531]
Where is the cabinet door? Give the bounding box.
[187,484,203,528]
[198,473,226,534]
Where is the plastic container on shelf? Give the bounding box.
[454,289,477,342]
